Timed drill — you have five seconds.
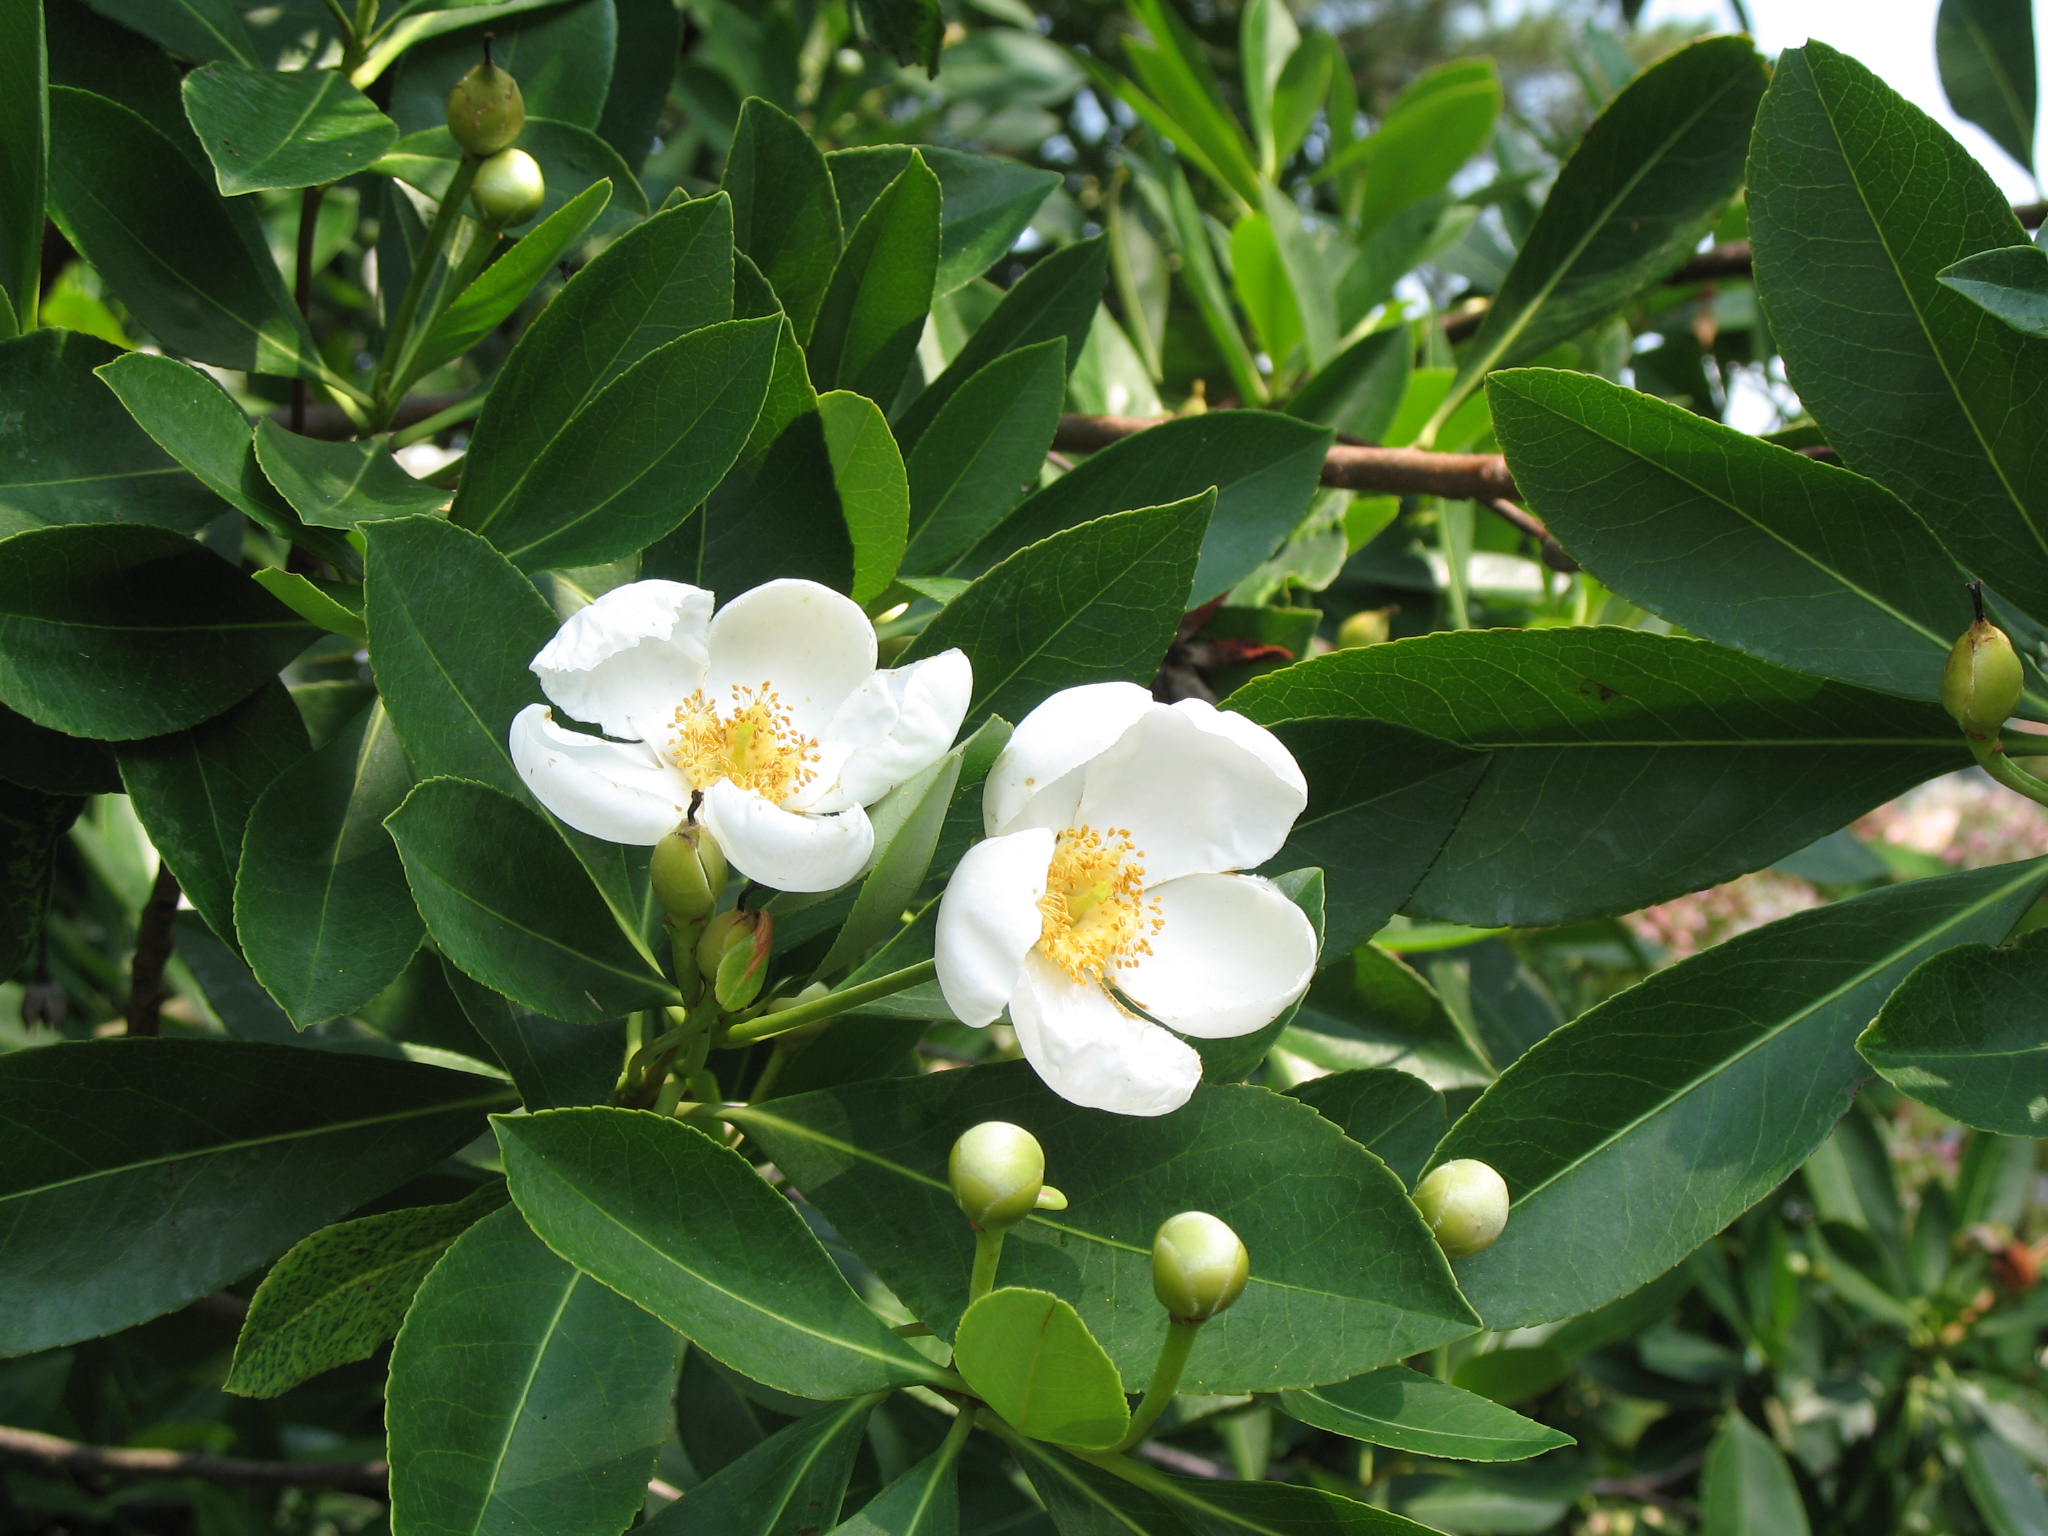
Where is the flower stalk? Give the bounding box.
[1117,1319,1200,1452]
[722,959,937,1045]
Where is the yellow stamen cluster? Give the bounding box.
[668,682,819,804]
[1037,826,1163,984]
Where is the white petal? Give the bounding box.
[698,778,874,893]
[983,681,1156,837]
[531,579,713,742]
[822,649,974,811]
[1073,700,1308,883]
[510,704,689,845]
[704,579,879,740]
[935,827,1054,1028]
[1115,874,1317,1039]
[1009,953,1203,1117]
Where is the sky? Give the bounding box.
[1635,0,2044,200]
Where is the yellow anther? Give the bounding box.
[669,682,819,804]
[1036,826,1163,985]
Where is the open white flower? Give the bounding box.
[510,578,970,894]
[935,681,1318,1117]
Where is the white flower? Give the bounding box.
[934,681,1318,1117]
[509,578,971,894]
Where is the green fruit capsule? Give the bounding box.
[949,1121,1046,1230]
[1151,1211,1249,1323]
[470,148,545,228]
[446,59,526,157]
[1942,619,2025,737]
[1412,1159,1510,1260]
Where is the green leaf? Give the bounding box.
[904,338,1067,574]
[1116,0,1262,208]
[819,388,908,604]
[373,116,648,230]
[1160,159,1266,408]
[444,963,625,1111]
[1700,1413,1811,1535]
[1488,369,1976,706]
[453,193,732,530]
[237,703,421,1026]
[0,0,45,331]
[252,420,449,529]
[0,330,221,538]
[725,97,842,335]
[0,522,313,741]
[469,316,779,572]
[117,683,307,944]
[1230,628,1968,927]
[1285,1068,1447,1188]
[1940,244,2048,338]
[807,151,939,404]
[1959,1409,2048,1536]
[1750,42,2048,623]
[1329,58,1501,240]
[77,0,254,64]
[637,1397,877,1536]
[731,1066,1479,1394]
[826,1433,962,1535]
[386,777,675,1024]
[47,87,323,378]
[0,1038,513,1356]
[955,1289,1131,1450]
[1444,37,1766,421]
[1858,928,2048,1134]
[1287,945,1494,1091]
[1240,0,1299,177]
[903,493,1209,728]
[495,1107,944,1397]
[829,143,1061,299]
[252,570,365,641]
[0,782,78,986]
[1434,858,2048,1329]
[181,62,396,195]
[955,412,1330,601]
[0,702,119,796]
[388,1203,681,1536]
[1286,327,1413,446]
[1279,1365,1572,1462]
[850,0,941,73]
[225,1185,504,1397]
[1937,0,2037,174]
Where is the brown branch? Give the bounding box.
[0,1424,389,1496]
[125,861,182,1037]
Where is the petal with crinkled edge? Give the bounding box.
[530,580,713,743]
[698,778,874,893]
[934,827,1054,1028]
[704,579,879,740]
[1010,954,1203,1116]
[982,681,1155,837]
[510,705,688,844]
[1116,874,1316,1039]
[1073,700,1307,884]
[816,649,973,813]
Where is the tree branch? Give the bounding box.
[125,861,182,1037]
[0,1424,389,1496]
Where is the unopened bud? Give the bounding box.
[446,51,526,157]
[1151,1211,1249,1323]
[697,908,772,1011]
[950,1121,1045,1229]
[470,147,545,228]
[651,824,726,925]
[1943,612,2024,739]
[1412,1159,1510,1260]
[1337,609,1391,649]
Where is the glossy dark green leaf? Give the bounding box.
[47,87,321,377]
[0,331,220,537]
[724,96,842,335]
[1858,928,2048,1134]
[637,1397,877,1536]
[1286,327,1412,446]
[237,703,421,1026]
[1435,859,2048,1328]
[731,1065,1479,1394]
[904,338,1067,574]
[955,1289,1130,1450]
[826,1430,963,1536]
[181,62,396,195]
[78,0,254,64]
[0,1038,513,1356]
[253,420,449,529]
[0,522,312,740]
[454,193,732,530]
[1750,42,2048,623]
[1700,1413,1812,1535]
[1445,37,1766,418]
[956,412,1330,602]
[0,781,78,985]
[1230,629,1967,927]
[1489,368,1975,705]
[829,143,1060,298]
[1285,1069,1447,1188]
[496,1107,944,1397]
[225,1185,504,1397]
[387,778,675,1024]
[807,152,938,403]
[1939,244,2048,338]
[1287,946,1494,1090]
[1279,1366,1572,1461]
[388,1204,681,1536]
[445,963,625,1111]
[0,703,119,795]
[819,388,908,603]
[903,493,1209,728]
[0,0,45,332]
[1937,0,2036,173]
[849,0,940,72]
[373,117,647,231]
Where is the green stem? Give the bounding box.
[936,1405,976,1464]
[722,959,937,1046]
[969,1226,1006,1304]
[1116,1318,1201,1452]
[1969,734,2048,808]
[391,394,482,449]
[370,158,479,427]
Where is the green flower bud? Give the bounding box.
[1412,1159,1510,1260]
[1151,1211,1249,1323]
[949,1121,1046,1229]
[698,907,772,1012]
[446,56,526,157]
[1943,618,2024,738]
[471,147,545,228]
[651,823,727,925]
[1336,609,1390,649]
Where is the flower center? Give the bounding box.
[668,682,820,804]
[1036,826,1162,984]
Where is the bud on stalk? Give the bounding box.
[651,823,727,925]
[1412,1159,1511,1260]
[470,148,546,228]
[949,1121,1047,1230]
[446,40,527,157]
[697,908,772,1012]
[1943,584,2024,738]
[1151,1211,1250,1323]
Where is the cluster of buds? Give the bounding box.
[650,823,773,1012]
[446,40,545,227]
